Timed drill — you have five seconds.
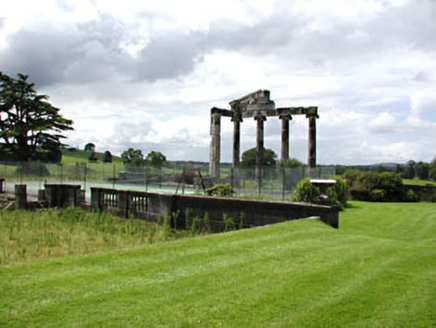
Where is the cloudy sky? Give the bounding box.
[1,0,435,165]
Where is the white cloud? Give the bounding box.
[1,0,436,164]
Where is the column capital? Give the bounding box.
[306,113,319,119]
[254,115,267,122]
[279,114,292,120]
[231,113,243,123]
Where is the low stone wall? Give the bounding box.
[91,188,339,229]
[404,184,435,202]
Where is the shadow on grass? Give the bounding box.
[344,202,361,209]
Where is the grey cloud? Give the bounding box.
[200,15,302,54]
[0,14,204,87]
[133,33,204,82]
[2,1,435,93]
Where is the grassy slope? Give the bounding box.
[0,202,435,327]
[403,178,436,186]
[61,149,123,165]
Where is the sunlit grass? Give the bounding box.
[0,202,435,327]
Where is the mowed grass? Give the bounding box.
[1,202,435,327]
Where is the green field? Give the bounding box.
[403,178,436,186]
[0,202,435,327]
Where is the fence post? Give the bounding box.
[38,161,42,190]
[281,166,285,201]
[159,168,162,189]
[182,167,185,194]
[18,163,23,183]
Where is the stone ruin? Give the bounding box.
[209,90,318,183]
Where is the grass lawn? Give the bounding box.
[403,178,436,186]
[0,202,435,327]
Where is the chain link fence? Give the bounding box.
[0,161,336,201]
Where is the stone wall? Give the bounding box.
[91,188,339,229]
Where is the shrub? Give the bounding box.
[206,184,235,197]
[349,171,405,202]
[350,189,370,201]
[103,151,112,163]
[223,213,235,232]
[370,189,386,202]
[88,151,97,162]
[326,178,348,208]
[190,216,201,236]
[405,189,420,202]
[344,169,361,187]
[291,178,320,203]
[202,212,211,234]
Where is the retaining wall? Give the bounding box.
[91,188,339,229]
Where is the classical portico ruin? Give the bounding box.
[209,90,319,181]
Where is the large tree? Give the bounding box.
[145,151,166,168]
[0,72,73,161]
[121,148,144,168]
[240,147,277,167]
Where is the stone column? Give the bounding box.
[209,112,221,179]
[280,115,291,161]
[232,117,241,170]
[15,184,27,209]
[232,114,242,187]
[255,115,266,188]
[307,114,317,168]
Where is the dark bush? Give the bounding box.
[292,178,348,208]
[370,189,386,202]
[291,178,320,203]
[348,171,408,202]
[325,178,348,208]
[405,189,420,202]
[206,184,235,197]
[103,151,112,163]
